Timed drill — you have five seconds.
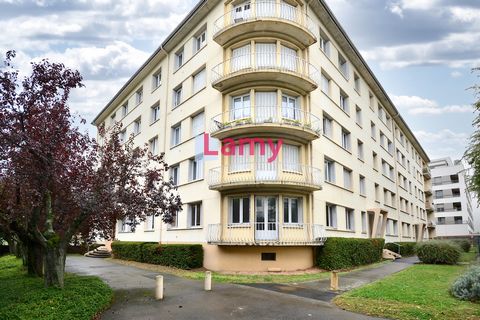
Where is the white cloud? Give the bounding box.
[414,129,470,159]
[392,95,472,115]
[451,70,462,78]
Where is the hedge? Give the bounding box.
[416,241,461,265]
[315,237,385,271]
[111,241,203,269]
[452,239,471,253]
[384,242,417,256]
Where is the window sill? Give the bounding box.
[178,178,205,188]
[150,119,161,126]
[144,230,155,233]
[171,86,206,111]
[151,84,162,94]
[228,223,251,228]
[324,181,354,193]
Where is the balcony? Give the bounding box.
[207,223,326,246]
[423,167,431,179]
[425,189,432,196]
[213,1,317,49]
[210,106,321,141]
[425,202,434,213]
[208,162,322,192]
[211,53,319,94]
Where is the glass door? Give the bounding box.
[255,196,278,241]
[232,2,251,22]
[255,142,277,181]
[281,94,300,120]
[231,44,251,73]
[231,94,251,120]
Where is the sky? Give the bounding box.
[0,0,479,161]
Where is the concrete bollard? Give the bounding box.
[156,275,164,300]
[330,271,339,291]
[204,271,212,291]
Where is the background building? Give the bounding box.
[430,157,474,238]
[94,0,432,272]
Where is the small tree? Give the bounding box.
[0,51,182,287]
[464,68,480,198]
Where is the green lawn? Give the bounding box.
[334,251,480,320]
[0,255,113,320]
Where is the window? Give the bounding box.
[359,175,366,195]
[135,88,143,105]
[321,73,330,95]
[175,47,184,69]
[454,216,463,224]
[387,139,393,154]
[133,118,141,135]
[145,215,155,231]
[369,92,374,110]
[173,85,182,108]
[229,144,250,172]
[282,94,300,120]
[149,136,158,155]
[326,204,337,228]
[188,202,202,227]
[119,129,127,144]
[110,112,116,124]
[354,73,361,93]
[435,190,443,199]
[171,124,181,146]
[346,208,354,230]
[121,103,128,117]
[189,155,203,181]
[152,69,162,89]
[319,29,330,56]
[361,211,367,233]
[338,53,348,78]
[194,29,206,52]
[284,197,302,224]
[357,140,364,160]
[343,168,352,189]
[378,105,385,121]
[340,91,349,113]
[120,218,132,233]
[324,159,335,183]
[230,197,250,224]
[341,129,351,150]
[193,68,206,93]
[283,144,300,172]
[372,152,378,170]
[323,114,333,137]
[370,121,376,139]
[375,183,380,201]
[191,112,205,137]
[151,103,160,123]
[170,165,179,185]
[231,94,251,120]
[437,217,445,224]
[355,106,362,126]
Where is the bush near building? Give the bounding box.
[384,242,417,256]
[111,241,203,269]
[452,239,472,253]
[416,241,461,265]
[451,266,480,301]
[315,237,385,271]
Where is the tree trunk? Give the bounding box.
[23,240,44,276]
[44,244,66,288]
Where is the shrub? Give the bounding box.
[316,237,385,271]
[451,266,480,301]
[111,241,203,269]
[384,242,416,256]
[452,239,471,253]
[416,241,461,265]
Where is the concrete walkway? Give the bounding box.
[66,256,388,320]
[246,257,419,302]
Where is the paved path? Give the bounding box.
[66,256,386,320]
[246,257,419,302]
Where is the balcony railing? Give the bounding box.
[207,162,322,191]
[213,1,316,43]
[211,53,320,89]
[210,106,321,137]
[207,223,326,246]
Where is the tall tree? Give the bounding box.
[464,68,480,198]
[0,51,182,287]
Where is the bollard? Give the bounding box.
[330,271,339,291]
[156,275,164,300]
[204,271,212,291]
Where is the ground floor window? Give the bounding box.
[283,197,302,224]
[230,197,250,224]
[120,218,132,233]
[345,208,354,231]
[145,215,155,231]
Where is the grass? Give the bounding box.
[0,255,113,320]
[110,257,390,284]
[334,251,480,320]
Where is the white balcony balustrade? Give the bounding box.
[207,222,327,246]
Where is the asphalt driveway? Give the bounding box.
[66,256,384,320]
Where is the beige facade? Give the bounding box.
[93,0,433,272]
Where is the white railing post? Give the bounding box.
[204,271,212,291]
[156,275,164,300]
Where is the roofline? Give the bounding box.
[318,0,430,162]
[91,0,207,124]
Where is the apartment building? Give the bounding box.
[429,158,474,238]
[93,0,432,272]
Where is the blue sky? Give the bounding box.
[1,0,478,160]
